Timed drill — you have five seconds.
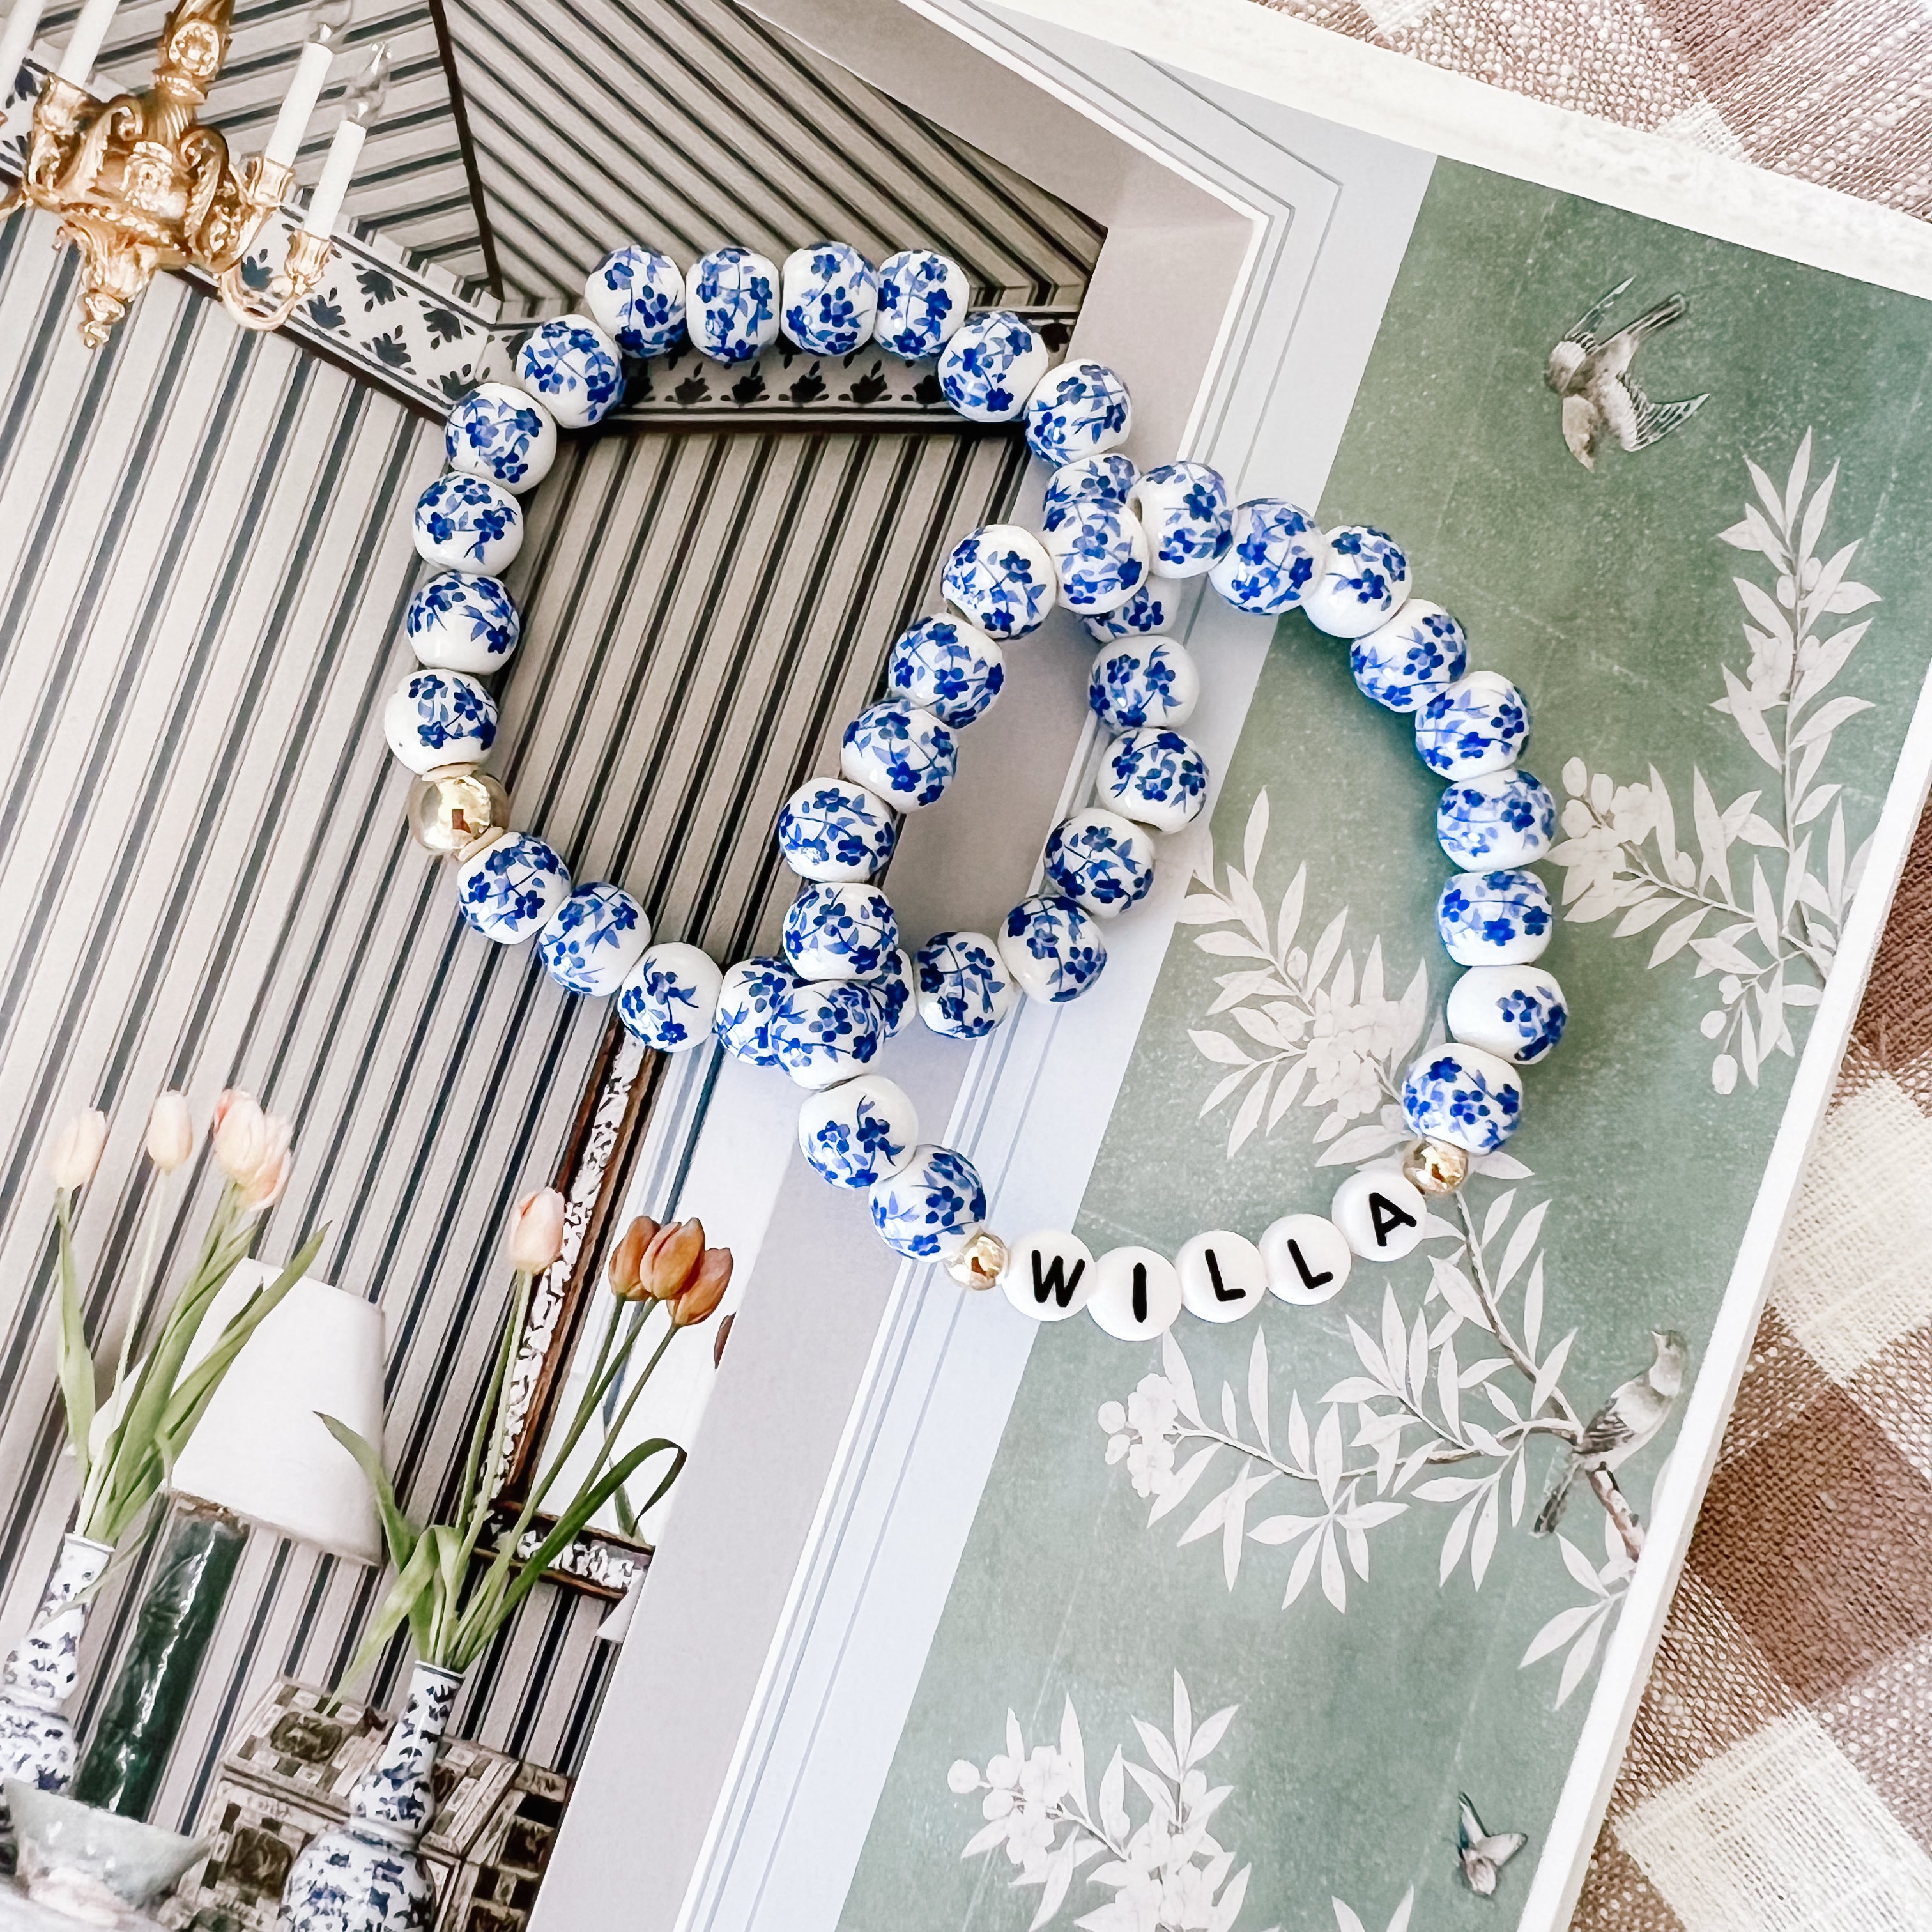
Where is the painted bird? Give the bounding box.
[1456,1793,1527,1897]
[1533,1330,1687,1537]
[1545,279,1708,470]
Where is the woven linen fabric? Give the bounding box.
[1572,801,1932,1928]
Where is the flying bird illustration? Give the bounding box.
[1545,279,1708,470]
[1456,1793,1527,1897]
[1533,1329,1687,1537]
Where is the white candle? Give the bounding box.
[299,112,362,237]
[262,36,332,170]
[52,0,117,84]
[0,0,48,109]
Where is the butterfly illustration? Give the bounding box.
[1457,1792,1528,1897]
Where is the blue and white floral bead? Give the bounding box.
[1400,1043,1524,1153]
[1437,768,1558,870]
[1349,600,1467,712]
[942,524,1055,640]
[1436,868,1554,967]
[1207,497,1324,613]
[1043,809,1156,919]
[406,572,521,675]
[456,832,571,944]
[870,1144,986,1259]
[873,249,969,360]
[998,894,1107,1005]
[1043,453,1137,533]
[776,777,898,881]
[886,616,1006,728]
[935,310,1050,424]
[1301,524,1411,638]
[1099,726,1209,834]
[445,383,558,494]
[870,946,913,1036]
[1446,963,1567,1065]
[1043,501,1150,615]
[1414,671,1530,779]
[584,245,686,358]
[514,314,624,431]
[714,955,800,1064]
[1023,360,1131,466]
[537,882,651,996]
[383,669,496,774]
[1130,463,1232,579]
[798,1074,918,1190]
[915,930,1014,1040]
[841,702,957,811]
[686,247,780,364]
[413,472,523,575]
[782,882,899,982]
[781,243,877,355]
[769,978,882,1089]
[617,942,724,1053]
[1088,636,1199,731]
[1084,581,1174,643]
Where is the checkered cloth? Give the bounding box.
[1258,0,1932,224]
[1566,805,1932,1928]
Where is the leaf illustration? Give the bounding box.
[1470,1482,1501,1586]
[1276,862,1307,960]
[1430,1257,1491,1331]
[1494,1199,1548,1297]
[1148,1445,1218,1524]
[1437,1330,1460,1438]
[1133,1717,1181,1782]
[1523,1254,1545,1358]
[1531,1331,1575,1415]
[1228,1066,1273,1155]
[1243,790,1269,881]
[1097,1747,1128,1841]
[1791,693,1874,749]
[1029,1841,1077,1929]
[1721,664,1781,769]
[1060,1698,1088,1816]
[1557,1607,1607,1705]
[1248,1331,1271,1452]
[1190,1029,1255,1066]
[1521,1600,1598,1667]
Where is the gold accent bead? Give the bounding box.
[1401,1137,1469,1195]
[406,765,510,860]
[944,1230,1008,1291]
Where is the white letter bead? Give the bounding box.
[1001,1230,1096,1322]
[1175,1230,1267,1323]
[1089,1246,1183,1340]
[1259,1214,1353,1305]
[1330,1169,1428,1262]
[1446,963,1568,1064]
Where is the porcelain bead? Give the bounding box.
[1023,360,1131,466]
[1400,1043,1524,1153]
[1176,1230,1268,1323]
[1099,726,1209,832]
[406,571,521,674]
[769,978,882,1088]
[798,1074,918,1190]
[870,945,914,1036]
[998,894,1107,1004]
[782,881,899,982]
[1042,809,1156,918]
[513,314,624,429]
[1001,1229,1096,1321]
[444,383,558,494]
[1301,524,1411,637]
[781,242,878,355]
[1259,1213,1352,1304]
[1043,453,1137,531]
[870,1144,986,1259]
[1089,1245,1183,1340]
[412,471,523,575]
[1044,501,1151,615]
[617,942,723,1052]
[537,882,650,995]
[456,832,571,944]
[841,701,958,810]
[886,615,1006,728]
[1130,462,1232,578]
[584,245,686,358]
[941,523,1055,640]
[776,777,898,882]
[383,669,496,774]
[873,249,970,360]
[1435,868,1554,966]
[1087,637,1199,732]
[935,310,1050,423]
[1414,671,1531,779]
[686,247,781,363]
[714,955,801,1065]
[1349,599,1468,713]
[1446,963,1568,1064]
[1330,1169,1429,1262]
[1208,497,1324,613]
[1083,582,1176,642]
[916,930,1016,1039]
[1436,768,1558,870]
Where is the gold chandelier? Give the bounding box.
[0,0,385,346]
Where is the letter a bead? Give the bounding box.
[1330,1169,1428,1262]
[1001,1230,1096,1322]
[1089,1246,1182,1340]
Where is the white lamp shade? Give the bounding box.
[168,1259,387,1566]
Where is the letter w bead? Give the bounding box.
[1030,1250,1086,1308]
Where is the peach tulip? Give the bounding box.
[145,1091,194,1174]
[48,1109,107,1190]
[673,1246,733,1328]
[508,1188,567,1274]
[608,1216,659,1301]
[211,1090,270,1187]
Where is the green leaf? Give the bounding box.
[338,1529,441,1689]
[52,1198,96,1476]
[319,1415,418,1576]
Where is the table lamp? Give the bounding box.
[70,1262,385,1820]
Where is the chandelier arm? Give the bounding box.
[214,225,332,334]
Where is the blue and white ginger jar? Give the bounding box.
[0,1532,112,1797]
[1350,599,1467,713]
[1043,809,1156,919]
[514,314,624,430]
[776,777,898,881]
[1130,463,1232,579]
[781,242,877,355]
[798,1074,919,1190]
[618,942,724,1053]
[1437,769,1557,870]
[1302,523,1411,638]
[714,955,800,1065]
[887,615,1006,728]
[445,383,558,494]
[1084,581,1174,643]
[935,310,1049,424]
[941,523,1055,640]
[870,1144,986,1259]
[456,832,571,944]
[1208,497,1323,613]
[1043,452,1137,532]
[1415,671,1530,779]
[997,894,1107,1004]
[870,946,913,1036]
[1023,360,1131,466]
[841,701,957,811]
[1400,1044,1524,1153]
[406,571,521,676]
[1446,963,1568,1066]
[1088,636,1199,732]
[873,249,969,360]
[783,882,899,982]
[686,247,780,364]
[412,471,523,576]
[1434,868,1553,967]
[537,882,650,995]
[1043,501,1150,615]
[585,245,686,358]
[1099,726,1209,834]
[769,978,882,1088]
[383,669,496,775]
[914,930,1015,1040]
